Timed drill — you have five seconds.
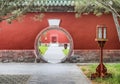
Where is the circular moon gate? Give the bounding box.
[34,27,73,63]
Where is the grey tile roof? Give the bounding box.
[4,0,75,12]
[9,0,75,6]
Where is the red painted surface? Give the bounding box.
[0,12,120,49]
[41,30,69,43]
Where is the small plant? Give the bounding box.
[39,45,48,55]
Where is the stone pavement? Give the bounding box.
[0,63,91,84]
[43,46,66,63]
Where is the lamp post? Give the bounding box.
[91,25,112,79]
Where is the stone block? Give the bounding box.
[0,50,120,63]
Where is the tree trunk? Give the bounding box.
[112,12,120,41]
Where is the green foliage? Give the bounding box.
[75,0,120,17]
[39,45,48,55]
[0,0,120,21]
[0,0,36,22]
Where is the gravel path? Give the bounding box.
[0,75,30,84]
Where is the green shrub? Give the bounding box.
[39,45,48,55]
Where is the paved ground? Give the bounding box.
[43,45,66,63]
[0,63,91,84]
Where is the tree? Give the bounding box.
[75,0,120,17]
[75,0,120,41]
[97,0,120,17]
[97,0,120,41]
[1,0,120,34]
[0,0,45,23]
[0,0,29,22]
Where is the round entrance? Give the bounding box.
[34,26,73,63]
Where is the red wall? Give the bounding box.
[0,12,120,49]
[41,30,69,43]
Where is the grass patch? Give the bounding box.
[62,49,69,55]
[39,45,48,55]
[79,63,120,84]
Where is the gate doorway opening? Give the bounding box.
[51,36,57,43]
[34,27,73,63]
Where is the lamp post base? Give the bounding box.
[91,63,112,80]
